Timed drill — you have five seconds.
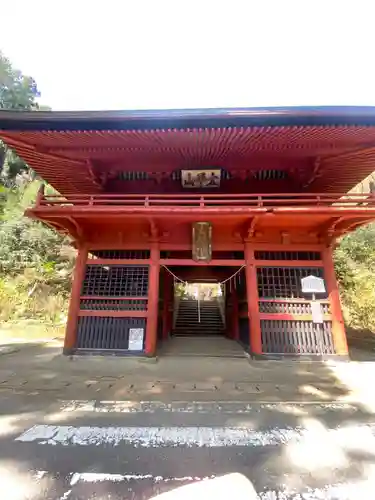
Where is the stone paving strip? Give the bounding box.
[60,399,359,414]
[15,420,375,448]
[0,376,354,406]
[28,469,375,499]
[0,376,313,392]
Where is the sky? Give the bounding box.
[1,0,375,111]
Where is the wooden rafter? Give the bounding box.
[323,142,375,162]
[336,217,375,237]
[4,124,375,195]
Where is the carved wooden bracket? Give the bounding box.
[318,217,343,244]
[142,219,162,242]
[303,157,322,188]
[235,216,259,242]
[281,231,291,244]
[246,216,259,240]
[232,231,243,242]
[86,160,104,189]
[149,172,164,184]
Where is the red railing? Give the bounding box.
[36,192,375,209]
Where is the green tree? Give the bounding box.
[0,52,40,110]
[335,224,375,331]
[0,182,74,322]
[0,51,41,184]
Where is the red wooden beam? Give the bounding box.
[88,242,243,251]
[37,192,375,211]
[254,259,323,267]
[259,313,332,321]
[80,295,147,301]
[252,243,325,251]
[41,192,375,199]
[86,259,150,265]
[79,310,147,318]
[160,259,245,266]
[259,298,330,304]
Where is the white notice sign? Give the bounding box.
[311,301,324,324]
[301,275,326,294]
[128,328,144,351]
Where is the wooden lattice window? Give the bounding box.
[90,250,150,259]
[255,251,321,261]
[82,265,149,297]
[257,267,326,299]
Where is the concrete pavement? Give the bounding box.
[0,340,358,402]
[2,396,375,498]
[0,340,374,497]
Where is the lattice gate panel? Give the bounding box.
[256,252,335,355]
[257,266,326,300]
[76,256,149,352]
[260,320,334,355]
[82,265,149,297]
[76,317,146,350]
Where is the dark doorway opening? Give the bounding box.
[158,265,247,357]
[173,282,225,337]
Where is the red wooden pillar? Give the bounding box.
[244,242,262,355]
[322,246,348,356]
[232,289,239,341]
[145,243,160,356]
[64,245,88,354]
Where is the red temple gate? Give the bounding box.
[1,106,375,359]
[61,237,348,358]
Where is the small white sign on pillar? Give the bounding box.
[301,275,326,295]
[128,328,144,351]
[301,275,326,325]
[311,301,324,324]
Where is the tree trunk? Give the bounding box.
[0,141,7,176]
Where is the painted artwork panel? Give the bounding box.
[181,169,221,188]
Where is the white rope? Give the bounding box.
[161,264,187,284]
[220,265,246,285]
[161,263,246,285]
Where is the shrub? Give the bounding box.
[0,181,73,323]
[335,224,375,331]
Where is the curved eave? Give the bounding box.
[3,106,375,131]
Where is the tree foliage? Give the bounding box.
[0,52,40,110]
[0,52,72,324]
[0,51,41,185]
[0,182,74,322]
[335,225,375,331]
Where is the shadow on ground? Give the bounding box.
[347,326,375,361]
[0,339,374,495]
[0,340,359,403]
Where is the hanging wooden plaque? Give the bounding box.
[192,222,212,262]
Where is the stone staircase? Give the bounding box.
[173,298,225,336]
